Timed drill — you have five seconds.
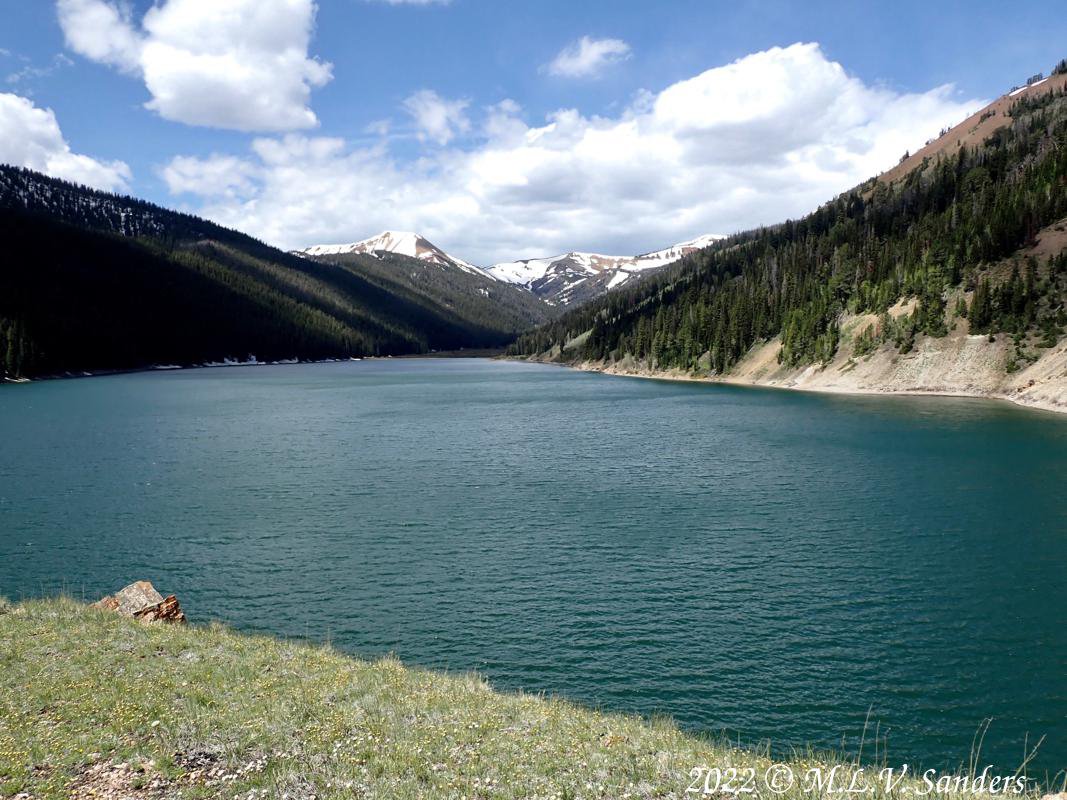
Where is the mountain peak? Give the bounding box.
[300,231,493,279]
[301,231,725,306]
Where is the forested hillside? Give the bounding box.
[509,68,1067,385]
[306,250,556,339]
[0,167,547,379]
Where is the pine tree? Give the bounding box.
[969,279,993,333]
[1,321,12,378]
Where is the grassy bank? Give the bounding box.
[0,598,1047,799]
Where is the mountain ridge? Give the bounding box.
[487,234,726,307]
[300,231,726,308]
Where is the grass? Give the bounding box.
[0,598,1053,799]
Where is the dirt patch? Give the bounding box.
[975,216,1067,284]
[1026,217,1067,262]
[67,760,172,799]
[887,297,918,318]
[62,751,269,800]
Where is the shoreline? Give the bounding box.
[7,596,1058,797]
[510,356,1067,417]
[0,351,506,385]
[0,357,359,384]
[504,294,1067,419]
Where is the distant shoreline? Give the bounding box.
[0,351,506,385]
[9,352,1067,418]
[397,347,506,359]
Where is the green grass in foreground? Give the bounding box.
[0,598,1050,799]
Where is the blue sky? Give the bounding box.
[1,0,1064,262]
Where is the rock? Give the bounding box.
[137,594,186,623]
[92,580,162,615]
[92,581,186,624]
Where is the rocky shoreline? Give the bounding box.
[513,332,1067,417]
[512,299,1067,417]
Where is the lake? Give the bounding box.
[1,358,1065,776]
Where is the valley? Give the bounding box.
[8,65,1066,400]
[3,6,1067,797]
[0,171,720,379]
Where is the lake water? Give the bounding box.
[2,359,1065,776]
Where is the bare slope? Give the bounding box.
[879,72,1067,185]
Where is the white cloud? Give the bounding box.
[546,36,631,78]
[364,118,392,137]
[56,0,142,73]
[402,89,471,145]
[0,92,131,191]
[56,0,331,131]
[161,43,982,265]
[159,154,258,199]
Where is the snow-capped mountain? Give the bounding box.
[299,231,724,308]
[300,231,495,280]
[487,234,725,307]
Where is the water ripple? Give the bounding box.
[1,359,1066,774]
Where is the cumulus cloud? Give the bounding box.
[546,36,632,78]
[0,92,131,191]
[160,154,259,199]
[161,43,982,264]
[403,90,471,145]
[56,0,142,73]
[56,0,331,131]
